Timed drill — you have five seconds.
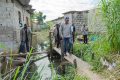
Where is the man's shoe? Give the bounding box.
[64,54,67,56]
[20,53,23,54]
[69,53,72,55]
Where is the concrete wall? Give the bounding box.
[0,0,31,52]
[64,11,88,34]
[88,8,106,33]
[52,9,106,34]
[52,17,64,25]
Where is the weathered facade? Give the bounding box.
[52,9,106,34]
[52,11,88,33]
[0,0,34,52]
[52,17,64,25]
[88,8,106,33]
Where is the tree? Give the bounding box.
[31,11,46,25]
[37,12,46,25]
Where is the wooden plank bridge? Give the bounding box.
[53,47,104,80]
[49,31,104,80]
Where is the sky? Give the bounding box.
[30,0,100,21]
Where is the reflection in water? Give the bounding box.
[35,53,52,80]
[35,43,52,80]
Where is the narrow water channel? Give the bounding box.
[31,42,75,80]
[34,43,52,80]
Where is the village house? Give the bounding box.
[52,10,88,33]
[52,9,106,34]
[0,0,34,52]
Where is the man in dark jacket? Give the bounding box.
[19,24,31,53]
[72,24,76,43]
[82,24,88,44]
[53,24,61,48]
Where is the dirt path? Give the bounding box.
[65,54,105,80]
[54,47,105,80]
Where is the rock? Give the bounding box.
[108,64,114,71]
[100,57,109,67]
[112,62,116,68]
[100,57,116,71]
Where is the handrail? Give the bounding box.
[49,30,65,61]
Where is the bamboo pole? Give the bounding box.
[49,32,53,60]
[60,40,64,61]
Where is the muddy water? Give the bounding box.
[33,42,64,80]
[34,44,52,80]
[35,53,52,80]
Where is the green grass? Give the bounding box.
[32,29,49,44]
[101,0,120,53]
[13,66,20,80]
[72,0,120,74]
[52,63,89,80]
[73,34,110,72]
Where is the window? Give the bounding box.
[26,17,29,26]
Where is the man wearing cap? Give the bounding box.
[60,17,73,56]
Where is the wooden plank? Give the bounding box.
[53,47,104,80]
[53,47,74,63]
[0,52,4,55]
[53,47,61,55]
[0,51,47,57]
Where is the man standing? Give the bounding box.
[60,17,72,56]
[82,24,88,44]
[19,24,31,53]
[70,24,76,54]
[53,24,61,48]
[72,23,76,43]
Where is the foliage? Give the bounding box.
[37,12,46,25]
[1,48,39,80]
[32,30,49,44]
[52,64,88,80]
[73,34,110,71]
[1,44,88,80]
[101,0,120,53]
[0,43,6,49]
[31,11,46,25]
[46,21,54,30]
